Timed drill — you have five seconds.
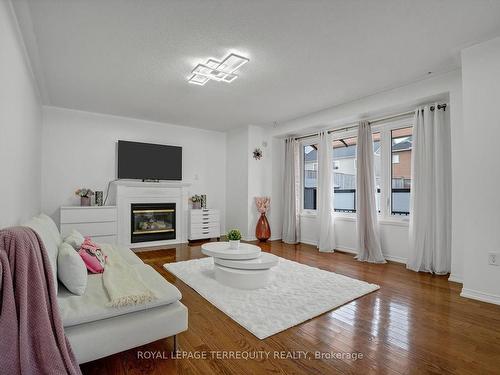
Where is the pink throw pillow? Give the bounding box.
[78,237,106,273]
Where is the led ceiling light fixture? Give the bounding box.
[188,53,249,86]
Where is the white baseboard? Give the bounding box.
[461,288,500,306]
[448,274,463,284]
[299,239,317,246]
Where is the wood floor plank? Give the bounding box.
[80,240,500,375]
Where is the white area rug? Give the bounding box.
[164,256,379,339]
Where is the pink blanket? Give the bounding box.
[0,226,81,375]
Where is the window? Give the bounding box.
[303,144,317,210]
[391,127,413,215]
[373,132,381,213]
[300,119,413,219]
[333,137,357,212]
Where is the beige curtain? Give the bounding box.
[282,137,300,243]
[356,121,385,263]
[317,131,336,252]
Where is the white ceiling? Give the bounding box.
[13,0,500,131]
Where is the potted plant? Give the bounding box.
[227,229,242,249]
[190,195,202,209]
[75,188,94,206]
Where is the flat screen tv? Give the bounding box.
[117,140,182,180]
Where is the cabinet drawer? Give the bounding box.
[191,222,219,231]
[190,228,220,239]
[60,207,117,224]
[92,235,117,245]
[190,213,219,224]
[60,221,117,238]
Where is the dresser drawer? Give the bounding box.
[189,228,220,239]
[190,212,219,224]
[191,222,219,231]
[60,206,117,224]
[60,221,117,238]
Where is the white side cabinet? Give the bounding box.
[188,209,220,241]
[60,206,117,244]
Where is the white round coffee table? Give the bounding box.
[201,242,278,290]
[201,242,261,260]
[214,252,279,270]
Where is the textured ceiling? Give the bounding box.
[13,0,500,130]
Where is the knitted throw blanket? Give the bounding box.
[0,226,81,375]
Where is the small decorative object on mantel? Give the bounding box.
[227,229,242,249]
[190,194,202,209]
[75,188,94,207]
[95,191,104,206]
[255,196,271,242]
[253,147,263,160]
[201,194,207,209]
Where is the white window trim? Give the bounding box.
[300,137,319,214]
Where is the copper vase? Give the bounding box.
[256,213,271,242]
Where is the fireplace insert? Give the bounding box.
[130,203,176,243]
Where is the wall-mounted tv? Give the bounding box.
[117,140,182,181]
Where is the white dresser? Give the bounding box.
[60,206,118,244]
[188,209,220,241]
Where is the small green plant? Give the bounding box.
[227,229,241,241]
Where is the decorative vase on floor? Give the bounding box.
[81,196,91,206]
[256,213,271,242]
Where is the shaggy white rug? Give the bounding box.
[164,256,379,339]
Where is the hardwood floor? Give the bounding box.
[81,241,500,375]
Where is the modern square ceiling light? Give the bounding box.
[188,53,249,86]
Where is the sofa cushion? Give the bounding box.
[24,216,59,292]
[64,229,85,250]
[58,264,182,327]
[110,244,143,266]
[38,213,63,246]
[58,242,88,295]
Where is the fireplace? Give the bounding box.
[130,203,176,243]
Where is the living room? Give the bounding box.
[1,1,500,374]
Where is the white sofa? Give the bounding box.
[24,214,188,364]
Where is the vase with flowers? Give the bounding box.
[190,195,202,209]
[255,197,271,242]
[75,188,95,206]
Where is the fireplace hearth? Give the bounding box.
[131,203,176,243]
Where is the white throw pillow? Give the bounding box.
[64,229,85,250]
[24,216,60,292]
[58,242,88,295]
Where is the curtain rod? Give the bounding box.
[293,103,447,141]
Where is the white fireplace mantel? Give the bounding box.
[109,180,191,248]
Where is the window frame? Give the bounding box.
[300,138,319,214]
[389,125,413,216]
[331,129,358,216]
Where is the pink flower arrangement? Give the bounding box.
[255,196,271,214]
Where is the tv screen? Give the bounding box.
[117,141,182,180]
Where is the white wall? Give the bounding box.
[226,125,281,241]
[460,37,500,304]
[272,71,464,278]
[226,127,249,236]
[41,107,226,233]
[0,1,42,227]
